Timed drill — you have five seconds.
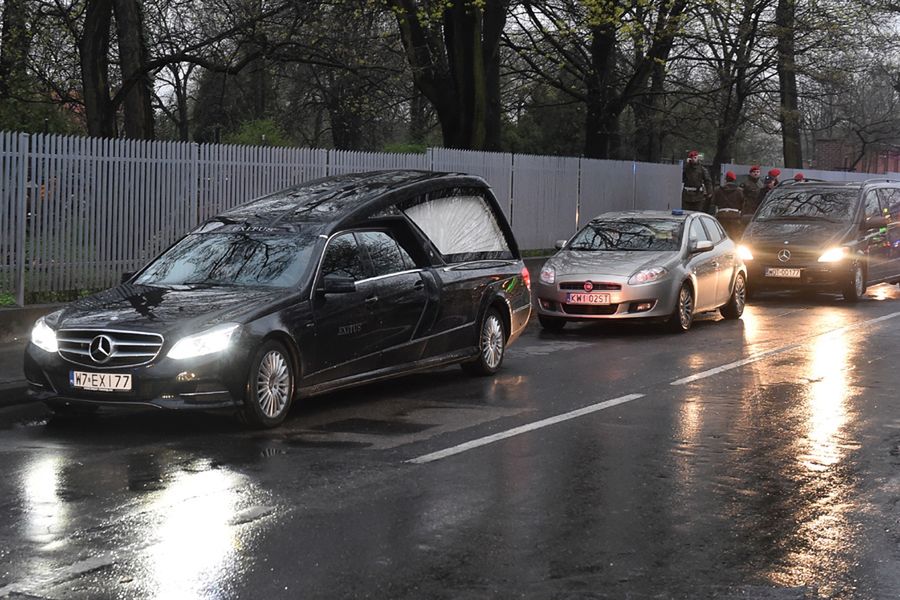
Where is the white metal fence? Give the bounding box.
[1,132,685,305]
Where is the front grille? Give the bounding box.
[562,303,619,315]
[559,281,622,291]
[757,247,818,265]
[57,329,164,369]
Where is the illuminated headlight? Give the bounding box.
[31,317,58,353]
[737,245,754,261]
[540,265,556,284]
[167,323,241,360]
[817,247,848,263]
[628,266,668,285]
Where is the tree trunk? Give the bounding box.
[633,62,666,162]
[80,0,116,138]
[0,0,31,98]
[391,0,505,150]
[113,0,154,139]
[409,86,428,144]
[584,23,618,159]
[776,0,803,168]
[481,0,505,150]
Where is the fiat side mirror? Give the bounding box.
[690,240,714,254]
[554,239,568,250]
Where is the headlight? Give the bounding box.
[817,247,848,263]
[167,323,241,360]
[31,317,58,353]
[737,245,754,261]
[628,266,668,285]
[539,265,556,284]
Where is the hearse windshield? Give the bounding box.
[756,189,858,222]
[567,219,683,251]
[135,232,317,288]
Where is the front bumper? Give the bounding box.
[24,342,252,411]
[535,276,679,320]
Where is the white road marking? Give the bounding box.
[407,393,644,464]
[671,310,900,386]
[409,310,900,465]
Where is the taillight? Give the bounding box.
[521,266,531,290]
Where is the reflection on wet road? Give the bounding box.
[1,285,900,598]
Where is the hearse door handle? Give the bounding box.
[413,280,425,290]
[365,295,379,305]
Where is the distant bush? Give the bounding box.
[382,142,427,154]
[223,120,291,147]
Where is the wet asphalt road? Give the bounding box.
[2,285,900,599]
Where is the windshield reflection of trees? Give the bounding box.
[569,221,681,251]
[138,233,314,287]
[759,192,855,221]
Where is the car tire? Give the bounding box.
[240,340,295,429]
[462,308,507,376]
[668,283,695,333]
[720,273,747,320]
[538,315,566,331]
[842,261,867,303]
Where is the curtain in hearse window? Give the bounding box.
[401,188,512,262]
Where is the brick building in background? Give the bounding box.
[814,138,900,173]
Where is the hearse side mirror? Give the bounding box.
[554,239,568,250]
[121,272,134,283]
[321,274,356,294]
[690,240,714,254]
[862,216,888,230]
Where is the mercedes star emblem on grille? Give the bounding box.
[89,334,115,364]
[777,249,792,263]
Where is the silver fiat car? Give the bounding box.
[535,210,747,332]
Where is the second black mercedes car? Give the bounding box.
[25,171,532,428]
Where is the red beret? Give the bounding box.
[688,150,699,158]
[794,173,804,181]
[725,171,736,181]
[750,165,760,171]
[768,168,781,177]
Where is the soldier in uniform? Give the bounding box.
[682,150,712,212]
[740,165,762,216]
[759,168,780,205]
[712,171,745,239]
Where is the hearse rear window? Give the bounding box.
[401,188,512,263]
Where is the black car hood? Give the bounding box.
[744,219,852,249]
[53,284,290,337]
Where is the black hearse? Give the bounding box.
[25,171,532,428]
[739,179,900,301]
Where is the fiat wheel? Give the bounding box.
[538,315,566,331]
[462,308,507,376]
[720,273,746,320]
[241,340,295,428]
[668,283,694,333]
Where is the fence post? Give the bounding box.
[14,133,28,306]
[191,143,200,225]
